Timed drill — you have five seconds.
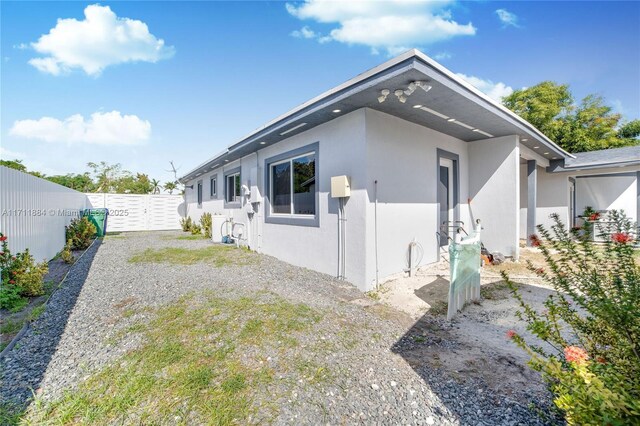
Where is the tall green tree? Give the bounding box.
[0,159,27,172]
[47,173,96,192]
[87,161,124,192]
[164,181,177,194]
[503,81,639,152]
[150,179,162,194]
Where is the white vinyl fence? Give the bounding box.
[0,166,88,262]
[86,193,183,232]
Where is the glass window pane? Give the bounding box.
[197,182,202,205]
[271,162,291,214]
[293,154,315,215]
[226,175,234,202]
[234,174,241,202]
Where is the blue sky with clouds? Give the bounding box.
[1,1,638,184]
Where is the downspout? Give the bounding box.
[374,180,379,289]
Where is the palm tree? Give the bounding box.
[164,181,177,194]
[151,179,162,194]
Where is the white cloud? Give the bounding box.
[291,26,318,39]
[28,4,174,76]
[456,73,513,102]
[13,43,29,50]
[286,0,476,55]
[434,51,452,61]
[495,9,520,28]
[0,147,26,159]
[10,111,151,145]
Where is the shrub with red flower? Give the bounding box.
[529,234,541,247]
[506,330,517,340]
[611,232,633,244]
[564,346,589,365]
[0,235,7,242]
[589,212,601,221]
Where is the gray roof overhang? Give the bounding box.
[181,49,572,182]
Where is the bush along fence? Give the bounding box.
[505,211,640,425]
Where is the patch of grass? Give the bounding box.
[8,298,29,314]
[427,300,448,316]
[128,245,257,267]
[480,281,515,300]
[0,402,24,426]
[0,319,22,335]
[24,292,322,425]
[28,304,46,322]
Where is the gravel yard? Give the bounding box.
[1,232,557,425]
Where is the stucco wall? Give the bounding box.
[575,173,637,222]
[363,109,470,288]
[184,109,369,288]
[536,169,569,231]
[468,135,520,258]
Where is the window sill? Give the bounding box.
[265,215,319,227]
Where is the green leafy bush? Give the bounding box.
[0,233,48,310]
[200,213,212,239]
[61,240,74,264]
[506,211,640,425]
[66,217,97,250]
[180,217,193,232]
[189,224,202,235]
[11,250,48,297]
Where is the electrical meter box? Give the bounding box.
[331,175,351,198]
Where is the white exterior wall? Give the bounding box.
[0,166,88,261]
[520,164,570,238]
[468,135,520,258]
[535,167,640,232]
[575,172,638,222]
[536,171,570,231]
[184,110,369,287]
[363,109,470,287]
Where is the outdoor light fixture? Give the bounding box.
[332,109,341,113]
[404,81,432,96]
[378,89,390,103]
[447,118,455,122]
[419,106,449,120]
[225,159,229,162]
[413,104,423,108]
[394,89,407,103]
[259,141,266,145]
[533,146,539,149]
[521,138,528,142]
[185,185,194,189]
[279,122,308,136]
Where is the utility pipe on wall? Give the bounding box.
[374,180,379,289]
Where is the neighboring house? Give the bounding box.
[180,49,635,291]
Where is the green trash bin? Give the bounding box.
[83,208,109,237]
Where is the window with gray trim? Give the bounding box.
[197,181,203,207]
[225,172,241,203]
[269,152,316,216]
[210,176,217,198]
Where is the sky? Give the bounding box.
[1,1,639,186]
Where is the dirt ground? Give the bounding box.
[375,246,555,400]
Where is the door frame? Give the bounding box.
[436,149,460,252]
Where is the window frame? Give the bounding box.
[196,180,203,208]
[264,142,319,227]
[210,176,217,199]
[224,167,241,208]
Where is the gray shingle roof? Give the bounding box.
[566,145,640,167]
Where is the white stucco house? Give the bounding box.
[180,49,639,291]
